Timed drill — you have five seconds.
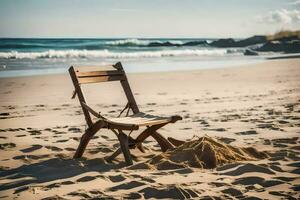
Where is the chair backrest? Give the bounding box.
[69,62,140,127]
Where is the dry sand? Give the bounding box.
[0,59,299,199]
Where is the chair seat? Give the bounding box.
[105,112,180,130]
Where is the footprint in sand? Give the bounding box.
[64,147,76,151]
[100,135,109,139]
[0,112,9,117]
[220,163,276,176]
[20,144,43,153]
[269,191,297,199]
[290,146,300,151]
[290,168,300,175]
[257,123,282,131]
[145,109,154,112]
[0,143,16,150]
[272,137,298,145]
[287,162,300,168]
[209,128,227,132]
[55,139,69,143]
[15,134,26,137]
[13,154,49,161]
[269,164,284,172]
[92,136,99,139]
[172,168,194,175]
[139,185,199,199]
[43,183,61,190]
[234,176,286,188]
[71,137,80,141]
[209,182,230,187]
[61,181,75,185]
[235,130,257,135]
[181,127,192,130]
[233,176,265,185]
[221,188,243,198]
[45,146,63,152]
[108,174,126,182]
[217,137,236,144]
[67,190,91,199]
[88,147,113,154]
[68,127,81,133]
[35,104,45,108]
[89,189,103,195]
[274,176,296,182]
[124,192,143,199]
[53,131,67,135]
[128,174,156,183]
[108,180,146,192]
[260,180,285,187]
[28,130,42,135]
[147,103,156,106]
[41,195,66,200]
[291,185,300,192]
[76,176,97,182]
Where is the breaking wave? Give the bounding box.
[105,39,188,46]
[105,39,151,46]
[0,49,239,59]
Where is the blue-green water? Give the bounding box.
[0,38,269,77]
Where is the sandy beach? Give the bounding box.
[0,58,299,199]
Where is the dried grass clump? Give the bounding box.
[146,136,268,170]
[267,30,300,41]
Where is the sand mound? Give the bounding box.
[135,136,268,170]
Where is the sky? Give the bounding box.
[0,0,299,38]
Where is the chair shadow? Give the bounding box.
[0,157,125,191]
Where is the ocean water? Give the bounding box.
[0,38,269,77]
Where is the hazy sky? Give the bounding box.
[0,0,299,38]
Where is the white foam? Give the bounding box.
[105,38,185,46]
[105,39,150,46]
[0,49,237,59]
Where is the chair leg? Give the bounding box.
[117,131,133,165]
[135,123,174,152]
[106,134,144,162]
[74,129,93,158]
[106,148,122,162]
[151,131,173,152]
[73,121,104,158]
[136,143,145,153]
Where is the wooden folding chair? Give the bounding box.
[69,62,182,165]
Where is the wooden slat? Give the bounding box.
[106,112,172,126]
[106,117,172,127]
[108,123,139,130]
[75,70,124,77]
[69,66,93,127]
[111,117,168,124]
[76,65,114,68]
[78,75,125,84]
[114,62,140,114]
